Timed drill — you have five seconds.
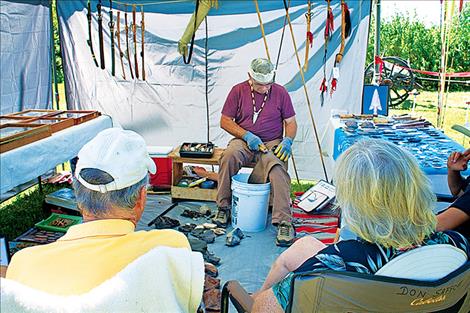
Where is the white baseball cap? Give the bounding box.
[75,128,156,193]
[249,58,275,84]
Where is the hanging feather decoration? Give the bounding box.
[343,2,351,38]
[324,5,334,41]
[320,0,333,105]
[320,78,328,92]
[331,0,351,96]
[303,1,314,71]
[307,31,314,47]
[330,77,337,95]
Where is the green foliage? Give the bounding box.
[52,0,64,83]
[0,184,66,241]
[366,5,470,91]
[290,181,315,200]
[447,5,470,81]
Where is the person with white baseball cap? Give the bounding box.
[75,127,156,195]
[6,128,200,307]
[215,58,298,246]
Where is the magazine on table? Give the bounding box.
[297,180,336,213]
[45,188,77,211]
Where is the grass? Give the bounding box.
[291,180,316,199]
[0,184,67,241]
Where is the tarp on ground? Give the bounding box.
[0,0,52,115]
[58,0,371,179]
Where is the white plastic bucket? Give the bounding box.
[231,173,271,232]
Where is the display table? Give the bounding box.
[169,147,224,202]
[0,115,113,195]
[322,117,469,197]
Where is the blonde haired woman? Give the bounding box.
[252,139,470,313]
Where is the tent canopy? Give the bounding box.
[50,0,369,179]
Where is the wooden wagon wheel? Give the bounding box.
[364,56,415,107]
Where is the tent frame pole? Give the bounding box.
[50,0,60,110]
[374,0,381,84]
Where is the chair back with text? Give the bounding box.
[288,262,470,313]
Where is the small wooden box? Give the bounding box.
[0,123,52,153]
[49,110,100,125]
[24,117,75,133]
[169,147,225,202]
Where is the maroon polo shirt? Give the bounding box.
[221,80,295,142]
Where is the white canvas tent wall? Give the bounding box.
[58,0,371,179]
[0,0,52,115]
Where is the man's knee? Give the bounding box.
[220,150,245,167]
[268,164,290,182]
[221,143,249,167]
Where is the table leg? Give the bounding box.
[37,176,43,194]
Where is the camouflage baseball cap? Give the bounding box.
[249,58,275,84]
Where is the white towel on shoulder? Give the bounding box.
[1,246,204,313]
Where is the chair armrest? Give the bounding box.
[435,193,457,203]
[221,280,254,313]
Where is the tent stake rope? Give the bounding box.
[282,0,329,181]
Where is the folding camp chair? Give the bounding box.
[221,245,470,313]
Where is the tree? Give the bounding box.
[366,4,469,91]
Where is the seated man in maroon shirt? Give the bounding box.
[213,58,297,246]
